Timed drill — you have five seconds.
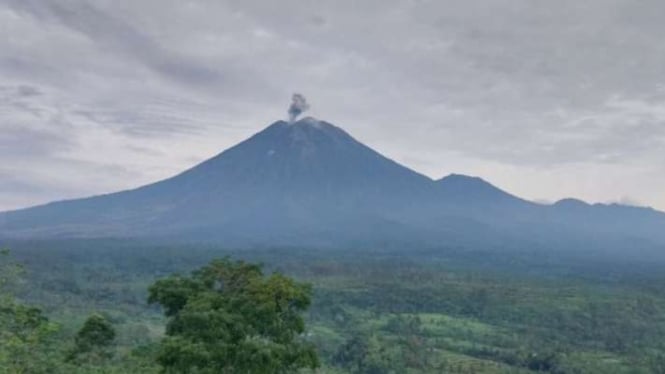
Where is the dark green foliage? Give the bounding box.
[0,249,59,373]
[0,303,59,373]
[148,258,319,373]
[333,333,401,374]
[5,240,665,372]
[67,313,116,363]
[75,314,116,351]
[333,334,370,372]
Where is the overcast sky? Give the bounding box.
[1,0,664,211]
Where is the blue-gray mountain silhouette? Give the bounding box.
[1,117,664,249]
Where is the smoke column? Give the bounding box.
[288,93,310,122]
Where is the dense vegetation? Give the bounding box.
[2,239,665,373]
[148,258,318,373]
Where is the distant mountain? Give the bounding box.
[547,198,665,242]
[1,117,664,250]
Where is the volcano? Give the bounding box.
[1,117,664,249]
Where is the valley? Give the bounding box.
[5,239,665,373]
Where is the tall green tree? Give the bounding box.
[148,258,319,373]
[67,313,116,363]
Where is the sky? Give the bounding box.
[1,0,664,211]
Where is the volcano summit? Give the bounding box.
[1,118,664,249]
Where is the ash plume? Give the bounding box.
[288,93,309,122]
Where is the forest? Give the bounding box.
[2,239,665,373]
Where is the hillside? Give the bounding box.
[1,117,664,249]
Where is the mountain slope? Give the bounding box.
[546,198,665,242]
[0,118,442,244]
[1,117,664,249]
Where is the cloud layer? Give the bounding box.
[1,0,664,210]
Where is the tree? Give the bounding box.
[0,249,59,373]
[148,258,319,373]
[67,313,116,363]
[333,333,399,374]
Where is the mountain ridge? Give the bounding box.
[1,117,664,249]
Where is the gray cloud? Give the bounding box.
[0,0,664,211]
[0,126,72,159]
[4,0,223,88]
